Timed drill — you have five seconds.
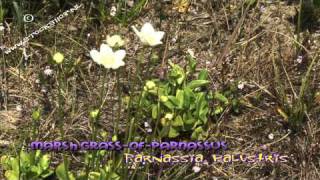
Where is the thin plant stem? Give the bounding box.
[57,64,70,180]
[297,0,303,51]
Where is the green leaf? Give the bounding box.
[214,92,229,104]
[151,105,158,119]
[56,161,74,180]
[20,150,31,168]
[89,172,101,180]
[187,55,197,73]
[183,88,193,108]
[10,158,19,175]
[168,96,179,107]
[176,89,184,108]
[41,169,54,178]
[4,170,19,180]
[191,126,204,140]
[214,106,224,115]
[110,172,121,180]
[31,165,41,175]
[198,70,208,80]
[169,62,185,85]
[39,154,50,170]
[172,115,184,127]
[163,99,175,110]
[186,80,210,89]
[168,127,179,138]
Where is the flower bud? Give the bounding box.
[89,109,100,119]
[160,95,168,102]
[53,52,64,64]
[164,113,174,120]
[145,81,156,90]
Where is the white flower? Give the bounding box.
[16,105,23,112]
[41,87,47,93]
[237,81,245,90]
[131,22,165,47]
[110,6,117,16]
[44,66,53,76]
[192,166,201,173]
[90,44,126,69]
[296,56,303,64]
[268,133,274,140]
[106,35,125,47]
[146,128,152,133]
[144,122,150,128]
[127,0,134,7]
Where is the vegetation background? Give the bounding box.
[0,0,320,179]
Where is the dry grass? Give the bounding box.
[1,0,320,179]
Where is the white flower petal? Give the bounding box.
[115,50,126,61]
[141,22,155,34]
[90,50,102,64]
[111,60,125,69]
[149,40,162,46]
[155,31,165,41]
[100,44,112,54]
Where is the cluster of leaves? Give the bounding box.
[0,149,121,180]
[0,150,53,180]
[55,158,120,180]
[137,56,211,139]
[213,83,241,116]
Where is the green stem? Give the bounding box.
[88,68,108,174]
[297,0,303,51]
[57,65,70,180]
[115,69,122,135]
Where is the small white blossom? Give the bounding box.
[41,87,47,93]
[146,128,152,133]
[110,6,117,17]
[237,81,245,90]
[131,22,165,47]
[268,133,274,140]
[192,166,201,173]
[16,105,23,112]
[296,56,303,64]
[127,0,134,7]
[144,122,150,128]
[44,66,53,76]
